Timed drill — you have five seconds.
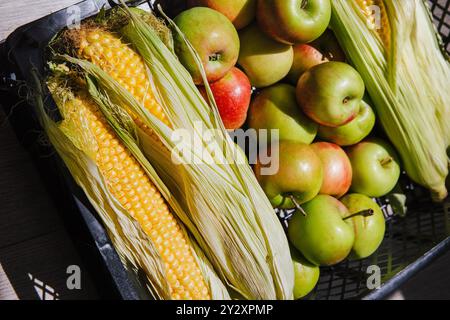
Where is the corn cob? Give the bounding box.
[354,0,398,88]
[48,80,209,300]
[331,0,449,200]
[355,0,391,49]
[410,0,450,151]
[65,26,170,135]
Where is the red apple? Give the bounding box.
[199,67,252,129]
[287,30,346,85]
[311,142,352,198]
[287,44,328,85]
[187,0,256,30]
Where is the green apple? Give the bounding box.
[174,7,240,84]
[248,84,318,144]
[346,138,401,197]
[187,0,256,30]
[288,195,355,266]
[341,194,386,259]
[238,24,294,88]
[291,246,320,299]
[256,0,331,45]
[318,101,376,146]
[297,62,365,127]
[254,141,323,209]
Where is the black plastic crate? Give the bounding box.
[0,0,449,300]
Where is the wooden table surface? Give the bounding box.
[0,0,449,301]
[0,0,99,300]
[0,0,81,41]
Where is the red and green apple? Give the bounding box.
[287,29,346,85]
[297,62,365,127]
[256,0,332,44]
[318,101,375,146]
[311,142,352,198]
[187,0,256,30]
[174,7,240,84]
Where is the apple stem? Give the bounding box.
[209,53,221,62]
[300,0,308,9]
[289,195,307,217]
[380,157,393,166]
[343,96,350,104]
[343,209,374,220]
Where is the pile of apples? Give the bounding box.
[173,0,402,299]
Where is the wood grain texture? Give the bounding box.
[0,0,101,299]
[0,108,99,300]
[0,0,80,41]
[0,263,18,300]
[0,110,60,248]
[0,229,98,300]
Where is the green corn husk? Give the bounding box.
[32,69,229,300]
[331,0,450,201]
[411,0,450,150]
[60,6,294,300]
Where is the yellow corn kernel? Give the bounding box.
[68,90,209,300]
[355,0,391,51]
[76,27,170,133]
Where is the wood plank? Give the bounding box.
[0,109,62,248]
[0,0,81,41]
[0,230,99,300]
[0,263,19,300]
[0,108,100,299]
[0,0,115,300]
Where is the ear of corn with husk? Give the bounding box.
[331,0,449,201]
[31,67,229,300]
[56,6,294,300]
[410,0,450,150]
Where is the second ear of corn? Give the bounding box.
[331,0,449,200]
[45,75,216,300]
